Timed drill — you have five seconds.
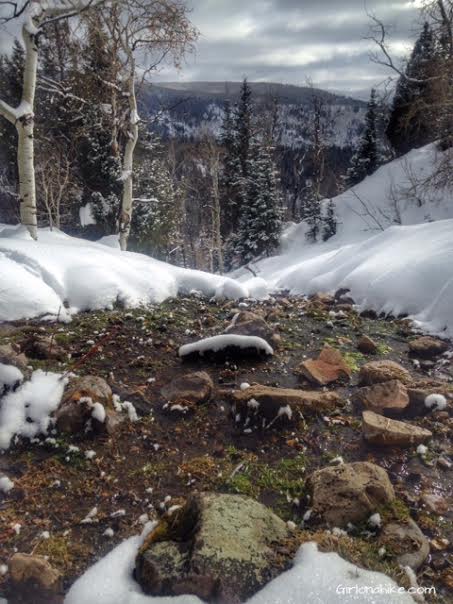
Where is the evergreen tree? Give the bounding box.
[386,22,438,154]
[219,100,241,236]
[235,78,253,178]
[235,142,282,264]
[322,199,337,241]
[347,89,379,186]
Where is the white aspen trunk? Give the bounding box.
[118,61,139,251]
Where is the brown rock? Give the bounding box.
[379,518,429,570]
[409,336,448,358]
[161,371,214,406]
[223,384,342,427]
[353,380,409,415]
[10,552,62,593]
[359,360,411,386]
[22,335,67,361]
[299,346,351,386]
[357,336,378,355]
[310,292,335,306]
[225,311,280,347]
[307,461,394,528]
[362,411,432,447]
[420,493,449,515]
[55,375,120,435]
[0,343,29,371]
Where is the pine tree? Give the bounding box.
[219,100,241,236]
[347,89,379,186]
[322,199,337,241]
[386,22,438,154]
[235,142,283,265]
[235,78,253,178]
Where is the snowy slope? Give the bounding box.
[235,144,453,337]
[0,227,249,322]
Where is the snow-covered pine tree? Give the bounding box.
[219,99,240,237]
[386,22,438,154]
[322,199,337,241]
[346,89,379,186]
[234,142,282,265]
[235,78,253,179]
[305,95,325,242]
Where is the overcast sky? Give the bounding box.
[152,0,424,95]
[1,0,424,96]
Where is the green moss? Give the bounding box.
[376,342,392,355]
[343,351,365,373]
[378,498,411,523]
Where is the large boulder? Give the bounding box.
[362,411,432,448]
[222,384,342,428]
[378,518,429,570]
[135,493,290,603]
[307,462,394,528]
[359,360,411,386]
[225,311,280,348]
[55,375,120,435]
[408,336,448,358]
[10,553,62,601]
[353,380,409,415]
[161,371,214,406]
[298,346,351,386]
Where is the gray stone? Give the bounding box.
[379,518,429,570]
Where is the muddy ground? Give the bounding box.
[0,294,452,603]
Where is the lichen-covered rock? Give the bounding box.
[353,380,409,415]
[307,462,394,528]
[135,493,290,603]
[55,375,120,435]
[359,360,411,386]
[10,553,62,598]
[362,411,432,447]
[161,371,214,405]
[225,311,280,348]
[408,336,448,358]
[379,518,429,570]
[222,384,342,428]
[298,346,351,386]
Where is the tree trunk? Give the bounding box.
[118,63,139,251]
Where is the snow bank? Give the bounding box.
[0,227,248,322]
[179,334,273,358]
[0,369,67,450]
[65,538,415,604]
[235,144,453,338]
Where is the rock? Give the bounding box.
[179,335,273,362]
[334,288,354,304]
[307,461,394,528]
[21,335,67,361]
[0,343,29,372]
[362,411,432,447]
[408,336,448,358]
[420,492,449,515]
[359,360,411,386]
[225,311,280,348]
[161,371,214,406]
[55,375,120,435]
[298,346,351,386]
[379,518,429,570]
[357,336,378,355]
[353,380,409,415]
[10,553,62,594]
[135,493,290,602]
[310,292,335,306]
[407,386,450,415]
[222,384,342,428]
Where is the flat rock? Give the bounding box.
[359,360,411,386]
[225,311,280,347]
[362,410,432,447]
[307,461,394,528]
[298,346,351,386]
[222,384,342,428]
[379,518,429,570]
[357,335,378,355]
[409,336,448,358]
[161,371,214,405]
[353,380,409,415]
[135,493,290,603]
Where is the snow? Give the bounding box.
[0,228,251,322]
[0,363,23,391]
[64,537,414,604]
[91,402,106,423]
[424,393,448,411]
[234,144,453,338]
[0,369,67,450]
[79,203,96,227]
[0,476,14,493]
[178,334,273,358]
